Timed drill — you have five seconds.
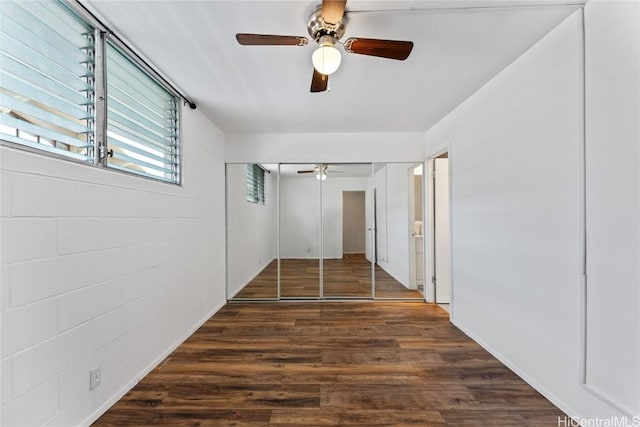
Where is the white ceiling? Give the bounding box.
[82,0,580,134]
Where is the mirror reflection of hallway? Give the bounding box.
[410,164,425,296]
[374,163,424,299]
[226,162,427,301]
[323,164,373,298]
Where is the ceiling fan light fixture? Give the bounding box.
[316,171,327,180]
[312,37,341,75]
[236,0,414,93]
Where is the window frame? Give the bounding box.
[0,0,97,163]
[103,39,181,184]
[247,163,266,205]
[0,0,184,186]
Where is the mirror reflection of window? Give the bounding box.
[226,163,278,300]
[246,164,266,205]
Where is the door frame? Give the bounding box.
[407,163,424,292]
[342,190,367,258]
[425,148,453,315]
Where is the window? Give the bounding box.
[0,0,181,184]
[0,1,94,161]
[247,164,265,205]
[106,44,179,183]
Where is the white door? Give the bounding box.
[434,158,451,303]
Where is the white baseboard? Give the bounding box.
[80,300,227,427]
[582,383,638,418]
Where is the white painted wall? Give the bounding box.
[424,6,639,420]
[434,158,451,303]
[225,164,277,298]
[374,166,388,265]
[279,175,321,259]
[364,187,373,263]
[583,0,640,416]
[0,108,227,426]
[279,175,369,259]
[225,132,425,164]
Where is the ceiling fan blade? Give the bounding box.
[310,69,328,93]
[298,170,315,174]
[344,38,413,60]
[236,33,308,46]
[321,0,347,24]
[328,170,344,173]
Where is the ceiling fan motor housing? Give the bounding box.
[307,4,346,44]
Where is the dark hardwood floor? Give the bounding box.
[233,255,424,300]
[93,302,564,426]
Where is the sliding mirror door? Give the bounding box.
[226,164,278,300]
[226,162,426,301]
[279,164,321,298]
[373,163,425,299]
[322,164,373,298]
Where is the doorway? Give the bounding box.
[431,152,451,306]
[409,164,425,296]
[342,191,366,258]
[342,191,366,256]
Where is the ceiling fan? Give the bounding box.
[298,164,344,179]
[235,0,414,93]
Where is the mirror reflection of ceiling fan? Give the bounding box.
[235,0,414,92]
[298,164,344,180]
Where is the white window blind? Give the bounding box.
[106,43,179,183]
[247,163,265,205]
[0,0,94,161]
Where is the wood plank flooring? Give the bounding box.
[93,302,564,426]
[234,256,423,300]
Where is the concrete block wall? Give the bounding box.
[424,3,639,419]
[0,108,226,426]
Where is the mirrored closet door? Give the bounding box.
[322,164,373,298]
[373,162,425,300]
[279,164,321,298]
[226,163,278,300]
[226,162,425,301]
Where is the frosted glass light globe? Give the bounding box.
[312,45,341,75]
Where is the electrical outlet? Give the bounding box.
[90,367,101,391]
